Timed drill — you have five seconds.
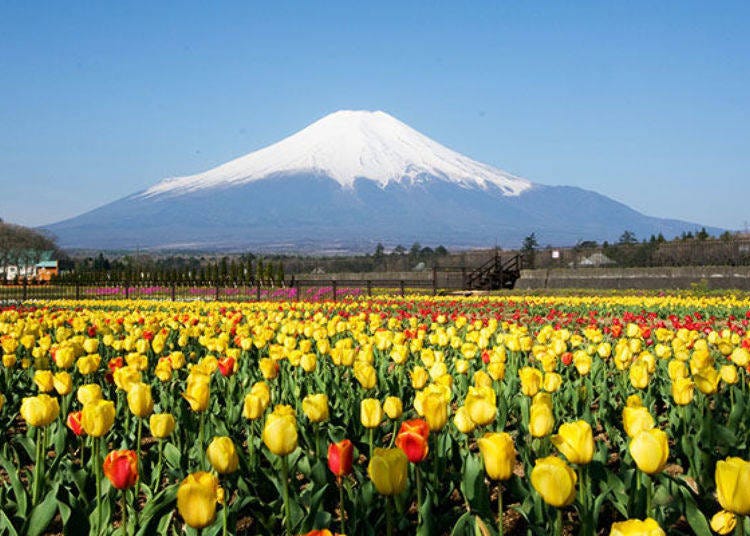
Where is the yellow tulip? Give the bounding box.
[76,354,101,375]
[519,367,543,397]
[263,405,298,456]
[243,393,265,420]
[353,362,377,390]
[473,370,493,388]
[477,432,515,480]
[177,471,220,529]
[671,377,695,405]
[206,436,239,474]
[455,359,469,374]
[421,392,448,431]
[302,394,329,423]
[629,362,650,390]
[20,394,60,427]
[250,381,272,407]
[730,347,750,367]
[574,352,592,376]
[300,353,317,373]
[543,372,562,393]
[368,448,408,495]
[629,429,669,474]
[715,457,750,515]
[720,364,739,385]
[360,398,383,429]
[530,456,577,507]
[668,359,688,381]
[149,413,176,438]
[259,357,279,380]
[693,367,720,395]
[529,401,555,438]
[81,399,116,437]
[610,517,665,536]
[183,373,210,412]
[410,366,429,390]
[551,420,594,465]
[464,386,497,427]
[622,406,655,439]
[127,382,154,418]
[453,406,476,434]
[113,365,141,392]
[33,370,55,393]
[487,361,506,381]
[77,384,102,405]
[710,511,737,535]
[52,371,73,396]
[383,396,403,420]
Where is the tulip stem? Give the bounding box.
[497,482,504,536]
[222,501,228,536]
[94,438,103,535]
[198,412,205,468]
[247,422,255,468]
[386,496,394,536]
[369,428,374,460]
[155,439,164,489]
[280,455,292,536]
[338,478,346,536]
[121,489,129,536]
[32,426,42,506]
[416,464,423,526]
[735,516,745,536]
[645,472,653,519]
[554,508,562,536]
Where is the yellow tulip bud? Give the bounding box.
[33,370,55,393]
[302,394,329,423]
[629,362,650,390]
[473,370,493,388]
[360,398,383,429]
[529,401,555,438]
[243,393,266,420]
[710,511,737,535]
[477,432,515,481]
[720,364,739,385]
[262,405,298,456]
[487,362,506,381]
[300,353,317,373]
[519,367,543,397]
[353,362,377,390]
[464,386,496,427]
[52,371,73,396]
[715,457,750,515]
[671,377,694,405]
[622,406,654,439]
[77,383,102,405]
[421,392,448,431]
[453,406,476,434]
[543,372,562,393]
[610,517,665,536]
[149,413,176,438]
[629,429,669,475]
[250,381,271,407]
[206,436,239,474]
[383,396,403,420]
[368,448,408,495]
[183,373,210,412]
[76,354,101,375]
[693,367,720,395]
[113,365,141,392]
[551,420,594,465]
[177,471,220,529]
[410,366,429,390]
[259,357,279,380]
[81,399,115,437]
[127,382,154,418]
[530,456,577,507]
[20,394,60,427]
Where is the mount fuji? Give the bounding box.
[46,110,715,252]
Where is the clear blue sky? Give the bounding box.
[2,1,748,233]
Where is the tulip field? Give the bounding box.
[2,294,750,536]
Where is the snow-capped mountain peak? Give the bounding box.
[141,110,532,197]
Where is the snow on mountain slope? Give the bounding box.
[141,110,532,197]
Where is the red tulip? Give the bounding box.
[103,450,139,489]
[66,411,85,436]
[327,439,354,478]
[217,356,236,377]
[395,418,430,463]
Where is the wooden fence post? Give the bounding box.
[367,280,372,297]
[400,280,405,297]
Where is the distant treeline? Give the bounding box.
[57,242,452,283]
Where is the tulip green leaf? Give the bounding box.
[25,484,59,536]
